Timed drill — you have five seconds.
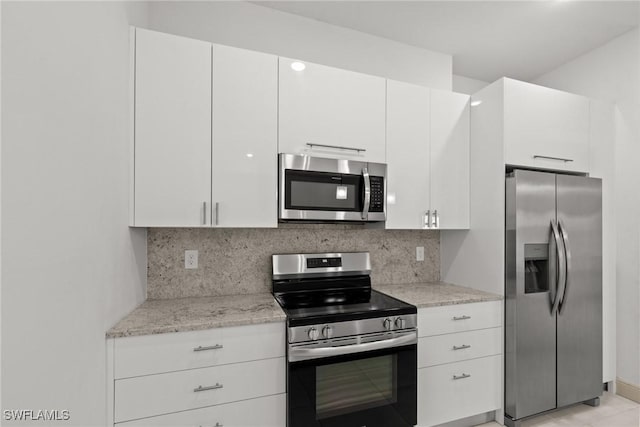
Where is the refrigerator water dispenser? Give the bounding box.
[524,243,549,294]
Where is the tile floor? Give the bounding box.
[475,392,639,427]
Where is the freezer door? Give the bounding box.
[556,175,603,407]
[505,170,558,420]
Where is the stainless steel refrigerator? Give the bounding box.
[505,169,602,427]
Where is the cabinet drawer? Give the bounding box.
[114,322,285,379]
[115,357,285,422]
[417,355,501,427]
[418,327,501,368]
[418,301,501,337]
[117,393,285,426]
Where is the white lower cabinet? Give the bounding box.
[418,355,501,427]
[417,301,503,427]
[118,393,285,427]
[108,322,286,426]
[115,357,285,422]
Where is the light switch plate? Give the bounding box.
[416,246,425,262]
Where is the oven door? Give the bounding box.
[279,154,386,222]
[287,341,417,427]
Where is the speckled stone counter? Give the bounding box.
[106,293,285,338]
[374,282,502,308]
[107,283,501,338]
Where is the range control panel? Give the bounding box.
[307,257,342,269]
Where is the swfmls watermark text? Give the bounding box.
[3,410,70,421]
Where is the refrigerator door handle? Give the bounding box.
[549,219,565,316]
[558,220,571,314]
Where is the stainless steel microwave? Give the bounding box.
[279,153,387,222]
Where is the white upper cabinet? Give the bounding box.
[386,81,470,230]
[278,57,386,163]
[212,45,278,228]
[430,89,470,229]
[133,28,212,227]
[132,29,278,227]
[503,78,590,173]
[386,80,431,229]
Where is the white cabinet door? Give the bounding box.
[133,28,212,227]
[212,45,278,227]
[385,80,430,229]
[504,78,589,173]
[430,89,470,229]
[278,57,386,163]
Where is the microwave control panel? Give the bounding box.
[369,176,384,212]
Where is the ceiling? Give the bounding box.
[255,1,639,82]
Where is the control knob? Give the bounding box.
[382,318,393,331]
[322,325,333,339]
[395,317,406,329]
[308,327,319,341]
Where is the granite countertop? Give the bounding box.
[107,282,501,339]
[374,281,502,308]
[106,293,286,338]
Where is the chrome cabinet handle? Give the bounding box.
[202,201,207,225]
[453,373,471,380]
[452,315,471,321]
[425,210,431,229]
[533,155,574,163]
[193,344,223,352]
[214,202,219,226]
[362,167,370,220]
[306,142,366,153]
[558,220,571,314]
[452,344,471,350]
[433,209,439,228]
[193,383,223,392]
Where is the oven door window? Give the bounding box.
[285,170,363,212]
[316,354,396,419]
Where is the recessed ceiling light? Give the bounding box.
[470,100,483,107]
[291,62,306,71]
[246,153,254,158]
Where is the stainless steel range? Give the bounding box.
[272,252,417,427]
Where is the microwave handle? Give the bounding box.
[362,167,370,220]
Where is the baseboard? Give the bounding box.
[616,378,640,403]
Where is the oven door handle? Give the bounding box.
[288,332,417,362]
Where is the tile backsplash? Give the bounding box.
[147,225,439,299]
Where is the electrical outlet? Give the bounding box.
[185,250,198,269]
[416,246,425,262]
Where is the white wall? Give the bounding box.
[452,74,489,95]
[1,2,148,425]
[535,28,640,388]
[146,1,452,90]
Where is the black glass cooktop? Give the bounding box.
[274,289,416,327]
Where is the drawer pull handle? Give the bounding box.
[452,315,471,321]
[193,344,223,352]
[199,424,223,427]
[452,344,471,351]
[533,155,574,163]
[306,142,367,153]
[453,373,471,380]
[193,383,223,392]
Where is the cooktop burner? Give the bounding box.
[272,252,416,327]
